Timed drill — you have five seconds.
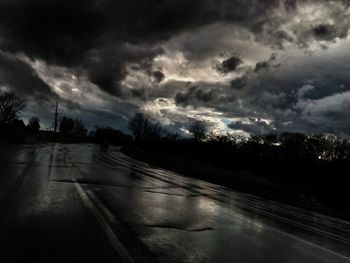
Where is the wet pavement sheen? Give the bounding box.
[0,144,349,263]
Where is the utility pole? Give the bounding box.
[54,101,58,133]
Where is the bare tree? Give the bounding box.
[28,116,40,131]
[59,116,87,137]
[189,120,207,141]
[59,116,75,134]
[0,92,26,125]
[128,113,151,141]
[72,119,87,137]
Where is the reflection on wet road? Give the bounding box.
[0,144,349,263]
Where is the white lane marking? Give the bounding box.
[69,147,350,261]
[64,149,135,263]
[72,181,135,263]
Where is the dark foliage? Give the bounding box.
[59,116,75,134]
[0,119,28,142]
[127,128,350,217]
[59,116,87,138]
[189,120,207,141]
[28,117,40,131]
[0,92,28,142]
[128,113,151,142]
[92,126,132,146]
[0,92,26,125]
[128,112,167,143]
[72,119,88,137]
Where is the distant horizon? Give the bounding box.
[16,109,350,140]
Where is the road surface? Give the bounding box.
[0,144,349,263]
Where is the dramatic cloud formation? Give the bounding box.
[0,0,349,135]
[215,56,242,74]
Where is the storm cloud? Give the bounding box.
[0,0,349,134]
[215,56,242,74]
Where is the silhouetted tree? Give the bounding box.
[279,132,308,160]
[93,126,132,145]
[0,92,26,125]
[59,116,87,137]
[333,137,350,160]
[28,117,40,131]
[59,116,74,134]
[72,119,87,137]
[148,121,167,141]
[128,113,152,141]
[189,120,207,141]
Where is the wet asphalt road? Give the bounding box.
[0,144,349,263]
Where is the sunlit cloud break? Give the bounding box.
[1,0,350,135]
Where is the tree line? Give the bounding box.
[2,91,349,216]
[0,91,132,143]
[127,111,350,163]
[2,90,350,166]
[126,112,350,217]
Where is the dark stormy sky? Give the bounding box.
[1,0,350,135]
